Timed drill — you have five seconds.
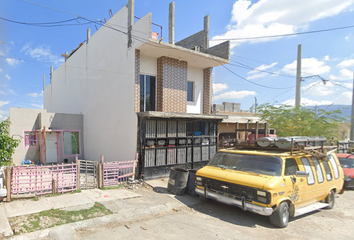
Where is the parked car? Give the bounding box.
[195,137,344,228]
[337,153,354,189]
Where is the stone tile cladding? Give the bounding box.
[135,49,140,112]
[203,67,213,114]
[157,56,188,113]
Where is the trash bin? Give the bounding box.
[167,167,189,195]
[185,169,198,197]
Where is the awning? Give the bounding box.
[137,111,227,120]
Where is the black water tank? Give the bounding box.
[167,167,189,195]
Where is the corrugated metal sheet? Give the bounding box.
[178,121,186,137]
[157,120,166,138]
[177,148,186,163]
[193,147,201,162]
[146,120,156,138]
[156,149,166,166]
[144,149,155,167]
[202,146,209,160]
[168,121,177,137]
[167,148,176,164]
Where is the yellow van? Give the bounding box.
[195,140,344,228]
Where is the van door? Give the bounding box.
[284,158,304,205]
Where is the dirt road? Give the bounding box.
[75,189,354,240]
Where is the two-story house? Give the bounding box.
[11,1,230,179]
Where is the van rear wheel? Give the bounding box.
[325,190,335,209]
[270,202,289,228]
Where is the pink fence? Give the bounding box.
[102,160,136,187]
[11,163,77,196]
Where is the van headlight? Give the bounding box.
[195,176,203,186]
[257,190,267,197]
[256,190,269,204]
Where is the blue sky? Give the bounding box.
[1,0,354,120]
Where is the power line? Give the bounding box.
[210,24,354,41]
[0,16,91,27]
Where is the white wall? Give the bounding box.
[44,6,152,162]
[187,66,203,114]
[140,55,157,76]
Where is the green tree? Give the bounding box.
[256,104,345,139]
[0,119,20,166]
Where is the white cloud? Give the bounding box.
[0,91,4,95]
[329,69,352,81]
[345,34,352,41]
[214,90,256,100]
[282,58,331,76]
[0,68,2,72]
[5,74,10,80]
[21,44,64,66]
[0,50,4,56]
[6,58,22,66]
[247,62,278,79]
[282,98,333,106]
[27,91,43,98]
[337,59,354,68]
[31,103,43,109]
[213,83,228,94]
[211,0,354,48]
[0,101,10,107]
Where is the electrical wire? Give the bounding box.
[210,25,354,41]
[0,16,91,27]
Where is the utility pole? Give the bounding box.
[295,44,302,108]
[350,70,354,140]
[254,97,257,113]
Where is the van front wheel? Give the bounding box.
[270,202,289,228]
[325,190,335,209]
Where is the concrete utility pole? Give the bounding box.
[350,70,354,140]
[295,44,302,108]
[168,2,175,44]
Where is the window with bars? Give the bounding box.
[63,131,80,156]
[24,131,37,148]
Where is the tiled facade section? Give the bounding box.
[135,49,140,112]
[203,67,213,114]
[157,56,188,113]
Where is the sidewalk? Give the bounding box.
[0,179,201,239]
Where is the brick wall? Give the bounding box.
[157,56,187,113]
[203,67,213,114]
[135,49,140,112]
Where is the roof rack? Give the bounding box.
[233,137,337,156]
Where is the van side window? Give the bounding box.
[311,157,324,183]
[285,158,298,175]
[322,161,332,181]
[328,154,339,179]
[301,157,315,185]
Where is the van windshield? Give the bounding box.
[208,152,282,176]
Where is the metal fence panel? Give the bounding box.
[102,160,136,187]
[11,163,77,196]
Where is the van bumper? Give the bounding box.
[195,187,273,216]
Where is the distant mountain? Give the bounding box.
[305,105,351,122]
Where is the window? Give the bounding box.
[187,81,194,102]
[285,158,298,175]
[140,74,156,112]
[24,131,37,148]
[311,157,324,183]
[301,157,315,185]
[322,161,332,181]
[328,154,340,179]
[63,131,80,156]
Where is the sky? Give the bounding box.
[1,0,354,120]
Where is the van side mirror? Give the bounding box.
[295,171,309,177]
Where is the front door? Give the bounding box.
[46,132,58,164]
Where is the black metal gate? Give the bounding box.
[138,117,219,180]
[78,160,98,189]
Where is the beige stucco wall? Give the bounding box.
[9,108,84,165]
[44,6,151,162]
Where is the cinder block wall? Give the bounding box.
[157,56,187,113]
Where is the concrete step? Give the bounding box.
[294,202,329,217]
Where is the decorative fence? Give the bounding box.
[11,163,77,197]
[3,156,138,201]
[102,160,137,187]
